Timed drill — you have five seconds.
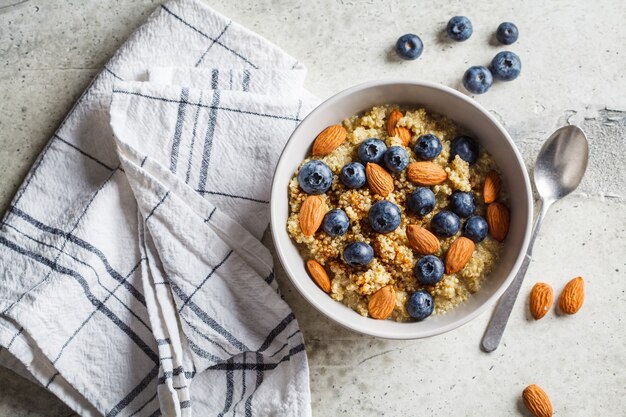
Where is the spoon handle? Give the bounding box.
[481,201,549,352]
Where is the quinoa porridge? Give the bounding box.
[287,105,509,321]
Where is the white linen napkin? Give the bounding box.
[0,0,318,415]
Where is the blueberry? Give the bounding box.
[446,16,473,41]
[297,160,333,194]
[395,33,424,60]
[383,146,409,173]
[368,200,401,234]
[450,191,475,218]
[414,133,443,161]
[490,51,521,81]
[450,135,479,164]
[496,22,519,45]
[407,290,434,321]
[322,209,350,236]
[358,138,387,164]
[463,66,493,94]
[343,242,374,267]
[340,162,367,189]
[407,187,436,216]
[431,210,461,237]
[463,215,489,242]
[414,255,445,285]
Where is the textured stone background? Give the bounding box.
[0,0,625,415]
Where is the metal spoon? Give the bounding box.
[481,125,589,352]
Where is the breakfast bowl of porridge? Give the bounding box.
[270,80,532,339]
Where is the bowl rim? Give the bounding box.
[270,79,533,339]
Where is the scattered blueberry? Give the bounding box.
[407,187,436,216]
[322,209,350,236]
[407,290,435,321]
[358,138,387,164]
[446,16,473,41]
[462,66,493,94]
[395,33,424,60]
[450,135,479,164]
[431,210,461,237]
[463,215,489,242]
[340,162,367,189]
[297,160,333,194]
[450,191,475,218]
[383,146,409,173]
[343,242,374,267]
[490,51,521,81]
[368,200,402,233]
[496,22,519,45]
[414,133,443,161]
[414,255,445,285]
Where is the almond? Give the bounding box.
[386,109,403,136]
[407,162,447,185]
[558,277,584,314]
[529,282,553,320]
[406,225,440,255]
[367,285,396,320]
[299,195,326,236]
[386,109,411,146]
[445,237,475,274]
[395,127,412,146]
[483,170,501,204]
[486,202,510,242]
[522,384,553,417]
[312,124,347,156]
[366,163,394,196]
[306,259,331,293]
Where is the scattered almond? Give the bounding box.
[407,162,447,185]
[299,195,326,236]
[306,259,331,293]
[445,237,475,274]
[367,285,396,320]
[558,277,584,314]
[386,109,411,146]
[522,384,553,417]
[312,124,347,156]
[366,163,394,196]
[483,170,501,204]
[529,282,553,320]
[486,202,510,241]
[406,225,440,255]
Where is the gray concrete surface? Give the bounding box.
[1,0,625,416]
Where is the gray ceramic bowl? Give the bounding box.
[270,80,532,339]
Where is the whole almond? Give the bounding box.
[406,225,440,255]
[368,285,396,320]
[386,109,411,146]
[486,202,510,241]
[299,195,326,236]
[483,170,501,204]
[529,282,554,320]
[558,277,584,314]
[395,127,412,146]
[522,384,553,417]
[386,109,403,136]
[306,260,331,293]
[407,162,447,185]
[445,237,475,274]
[366,163,394,196]
[312,124,347,156]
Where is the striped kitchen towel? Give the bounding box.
[0,0,318,416]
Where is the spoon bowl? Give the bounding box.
[534,125,589,202]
